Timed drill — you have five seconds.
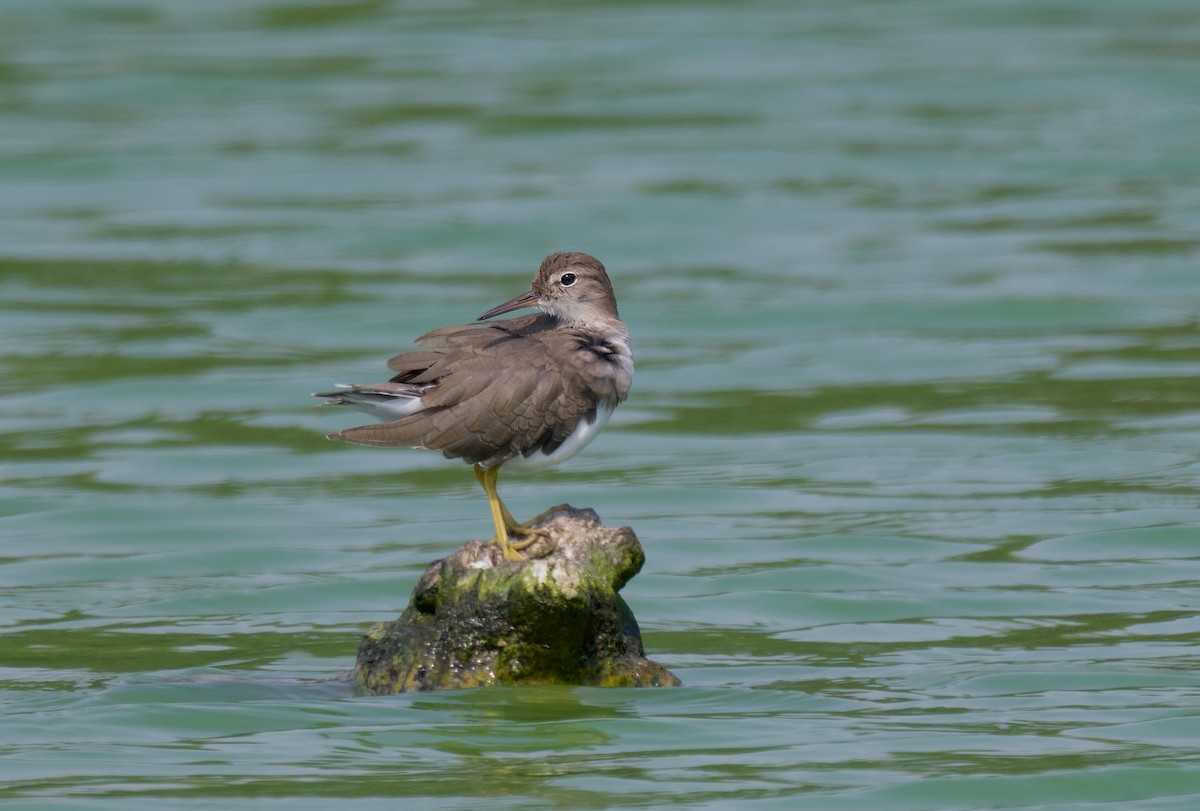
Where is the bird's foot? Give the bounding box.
[494,539,526,561]
[491,523,551,560]
[507,525,550,551]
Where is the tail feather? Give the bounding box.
[314,381,427,421]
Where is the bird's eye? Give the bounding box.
[560,272,577,287]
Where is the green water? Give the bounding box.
[3,0,1200,808]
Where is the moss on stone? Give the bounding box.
[354,506,680,693]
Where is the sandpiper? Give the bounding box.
[315,252,633,560]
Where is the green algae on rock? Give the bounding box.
[354,506,680,693]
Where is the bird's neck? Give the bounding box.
[557,312,627,339]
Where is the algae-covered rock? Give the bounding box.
[354,505,680,693]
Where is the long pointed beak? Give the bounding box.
[478,287,539,321]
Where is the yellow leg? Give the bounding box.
[473,464,547,560]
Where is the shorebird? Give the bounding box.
[315,252,633,560]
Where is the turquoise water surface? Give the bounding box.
[3,1,1200,808]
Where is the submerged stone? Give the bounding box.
[354,505,680,693]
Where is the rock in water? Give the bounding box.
[354,506,681,693]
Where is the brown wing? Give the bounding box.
[328,315,595,467]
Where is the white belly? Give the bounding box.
[500,401,615,472]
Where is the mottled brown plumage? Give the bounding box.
[316,252,633,559]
